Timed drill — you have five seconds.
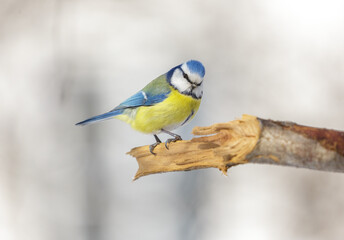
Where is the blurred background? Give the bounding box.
[1,0,344,239]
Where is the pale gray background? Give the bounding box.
[1,0,344,240]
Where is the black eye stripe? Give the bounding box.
[179,68,202,86]
[183,72,192,84]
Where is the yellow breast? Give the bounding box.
[116,87,201,134]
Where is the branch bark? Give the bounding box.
[128,115,344,180]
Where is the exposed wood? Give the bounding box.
[128,115,344,180]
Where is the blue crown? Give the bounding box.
[186,60,205,77]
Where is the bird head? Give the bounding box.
[168,60,205,99]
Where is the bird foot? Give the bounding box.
[149,142,161,155]
[165,135,182,150]
[149,134,162,155]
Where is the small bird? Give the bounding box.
[76,60,205,154]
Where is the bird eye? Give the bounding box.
[183,73,189,80]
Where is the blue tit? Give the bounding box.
[76,60,205,154]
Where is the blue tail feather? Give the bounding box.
[75,109,123,126]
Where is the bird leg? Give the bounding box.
[149,134,162,155]
[161,129,182,150]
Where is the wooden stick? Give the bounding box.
[128,115,344,180]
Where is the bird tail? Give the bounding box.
[75,109,123,126]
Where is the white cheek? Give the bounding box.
[171,70,191,92]
[192,75,203,85]
[193,84,203,98]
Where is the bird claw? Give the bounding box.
[149,142,160,155]
[165,135,182,150]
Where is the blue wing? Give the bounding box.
[112,90,170,111]
[76,74,171,126]
[75,109,124,126]
[75,90,169,126]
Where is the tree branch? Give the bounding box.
[128,115,344,180]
